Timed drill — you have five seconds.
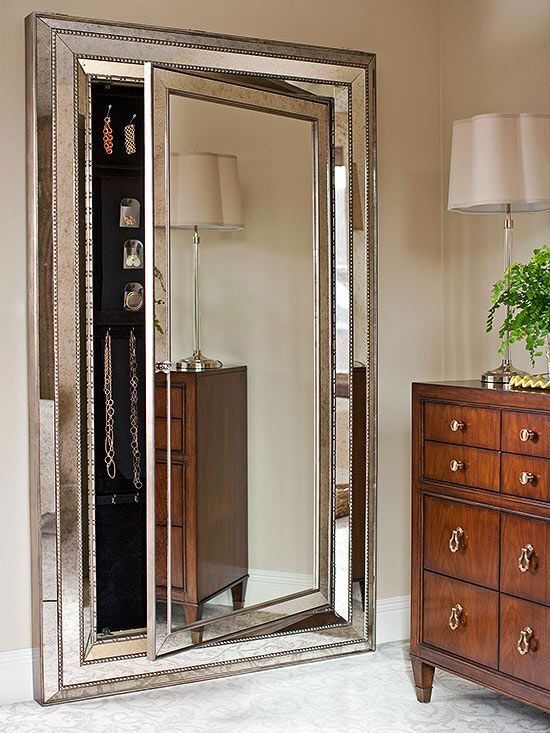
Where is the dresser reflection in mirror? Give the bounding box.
[26,12,376,703]
[155,367,248,642]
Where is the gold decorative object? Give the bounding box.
[509,374,550,390]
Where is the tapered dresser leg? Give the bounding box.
[231,576,248,610]
[411,656,435,703]
[183,603,204,644]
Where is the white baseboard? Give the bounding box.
[376,594,410,644]
[0,648,33,705]
[0,593,410,705]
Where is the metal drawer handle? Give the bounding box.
[449,527,464,553]
[517,627,534,655]
[450,419,465,432]
[519,471,535,485]
[518,544,535,573]
[448,603,464,631]
[450,459,464,472]
[519,428,536,442]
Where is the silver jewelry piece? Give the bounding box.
[123,282,144,311]
[103,329,116,478]
[124,114,137,155]
[129,328,142,491]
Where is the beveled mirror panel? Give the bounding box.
[26,12,376,703]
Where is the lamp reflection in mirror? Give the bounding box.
[170,151,244,370]
[448,113,550,384]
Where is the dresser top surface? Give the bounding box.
[415,379,549,392]
[412,380,550,409]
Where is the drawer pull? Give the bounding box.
[449,459,464,472]
[517,627,534,656]
[518,544,536,573]
[448,527,464,553]
[450,419,466,432]
[519,428,536,442]
[519,471,535,485]
[448,603,464,631]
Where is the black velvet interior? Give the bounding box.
[91,82,147,635]
[95,501,147,634]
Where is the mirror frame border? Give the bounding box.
[26,11,377,704]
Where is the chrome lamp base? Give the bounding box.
[481,360,529,385]
[175,350,222,372]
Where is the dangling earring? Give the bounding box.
[103,104,113,155]
[124,114,137,155]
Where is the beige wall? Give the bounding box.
[1,0,442,653]
[441,0,550,379]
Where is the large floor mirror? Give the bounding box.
[26,13,376,703]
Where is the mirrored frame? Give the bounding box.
[26,12,377,704]
[148,65,334,657]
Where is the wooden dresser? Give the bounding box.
[155,366,248,632]
[411,381,550,713]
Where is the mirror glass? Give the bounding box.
[166,95,316,634]
[152,75,338,654]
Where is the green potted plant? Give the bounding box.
[487,244,550,375]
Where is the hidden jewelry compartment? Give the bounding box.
[90,82,146,637]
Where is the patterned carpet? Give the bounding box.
[0,642,548,732]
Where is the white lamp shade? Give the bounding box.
[448,113,550,213]
[170,151,244,230]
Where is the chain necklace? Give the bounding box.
[104,329,116,478]
[129,328,142,490]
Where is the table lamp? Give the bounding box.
[448,112,550,384]
[170,151,244,371]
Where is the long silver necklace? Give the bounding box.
[129,328,142,490]
[104,328,116,478]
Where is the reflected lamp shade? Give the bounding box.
[448,113,550,213]
[170,151,244,230]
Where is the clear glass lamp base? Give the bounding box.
[175,350,222,371]
[481,360,529,385]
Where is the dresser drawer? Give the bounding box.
[423,571,498,669]
[155,525,184,589]
[155,383,186,418]
[502,411,550,458]
[501,514,550,606]
[423,441,500,492]
[424,402,500,450]
[424,496,499,588]
[501,453,550,502]
[499,595,550,690]
[155,460,185,527]
[155,417,185,452]
[155,383,186,452]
